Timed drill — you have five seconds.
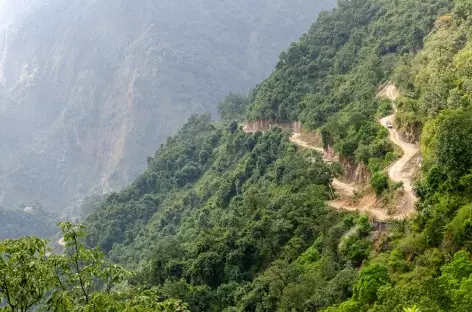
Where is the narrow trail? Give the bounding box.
[243,84,419,220]
[290,133,402,220]
[329,198,397,220]
[379,85,419,217]
[290,133,355,196]
[290,84,419,220]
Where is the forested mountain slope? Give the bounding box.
[0,204,56,240]
[4,0,472,311]
[83,0,472,311]
[0,0,336,214]
[86,115,365,311]
[245,0,450,168]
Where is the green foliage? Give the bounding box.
[75,0,472,311]
[341,236,372,267]
[247,0,446,121]
[444,205,472,251]
[0,223,188,311]
[371,172,389,196]
[337,217,372,267]
[323,299,363,312]
[376,100,394,119]
[388,249,409,273]
[354,264,390,305]
[421,109,472,183]
[52,1,472,312]
[245,0,449,171]
[82,114,360,311]
[323,6,472,312]
[217,93,248,122]
[395,6,472,139]
[0,236,51,311]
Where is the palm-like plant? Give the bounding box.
[403,306,420,312]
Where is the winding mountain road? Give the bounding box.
[290,134,397,220]
[290,133,355,196]
[290,84,419,220]
[243,84,418,220]
[379,85,419,216]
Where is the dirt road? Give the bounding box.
[245,84,418,220]
[329,198,399,220]
[290,84,418,220]
[290,132,407,220]
[384,84,400,101]
[290,134,355,196]
[289,133,324,153]
[379,85,419,216]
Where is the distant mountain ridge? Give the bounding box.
[0,0,336,214]
[0,203,56,240]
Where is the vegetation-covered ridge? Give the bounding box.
[5,0,472,311]
[0,203,57,240]
[245,0,449,168]
[85,115,370,311]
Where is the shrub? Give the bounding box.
[371,172,389,195]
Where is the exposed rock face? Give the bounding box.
[339,156,371,184]
[243,120,302,133]
[0,0,336,214]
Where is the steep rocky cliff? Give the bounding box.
[0,0,335,214]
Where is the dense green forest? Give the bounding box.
[245,0,450,169]
[86,115,364,311]
[4,0,472,311]
[0,222,189,311]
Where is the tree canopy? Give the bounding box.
[0,222,188,311]
[5,0,472,311]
